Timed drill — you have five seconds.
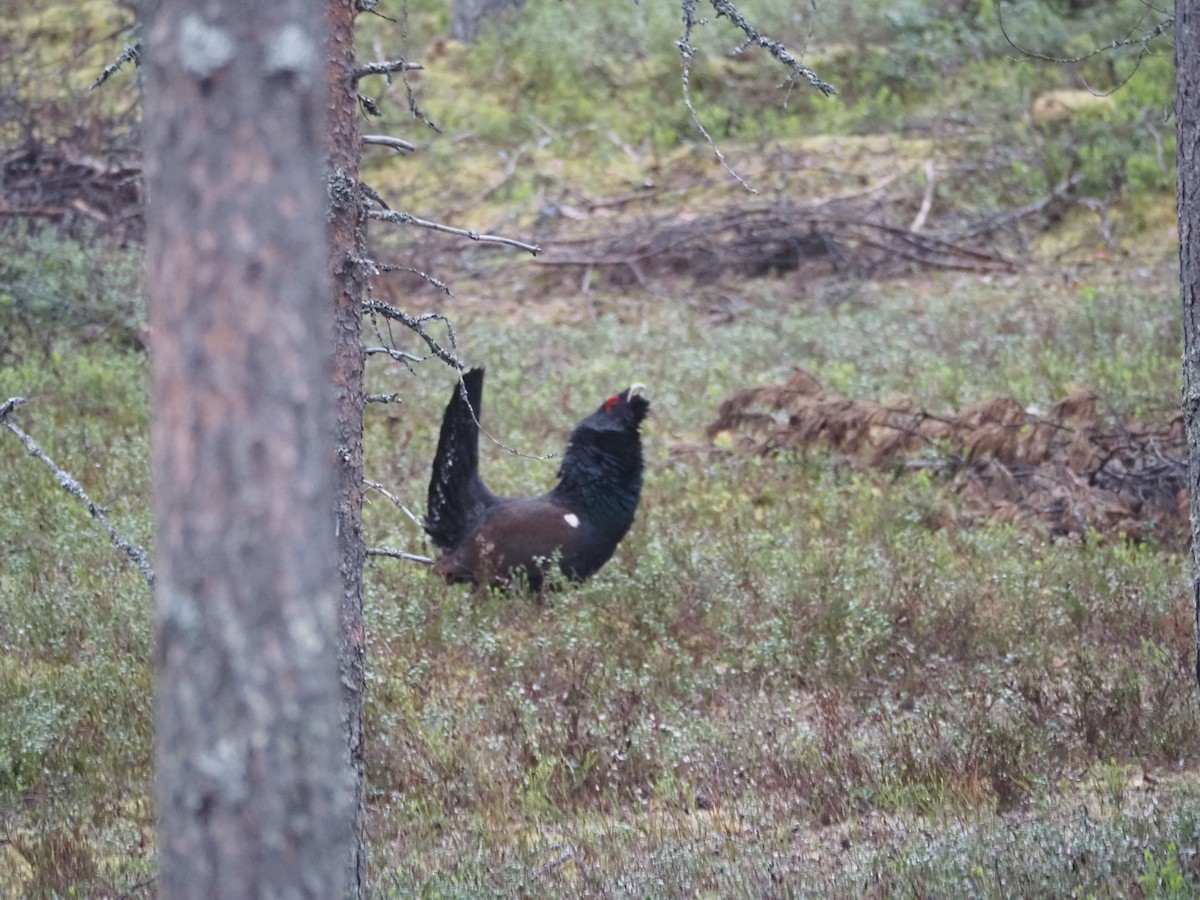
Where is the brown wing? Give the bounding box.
[432,496,600,589]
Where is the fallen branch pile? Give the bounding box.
[537,197,1016,291]
[0,141,143,241]
[707,368,1187,541]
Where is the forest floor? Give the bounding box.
[1,0,1196,896]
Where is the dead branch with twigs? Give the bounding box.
[706,368,1187,542]
[678,0,836,191]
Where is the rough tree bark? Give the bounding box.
[325,0,368,892]
[142,0,350,894]
[1178,0,1200,690]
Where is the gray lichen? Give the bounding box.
[264,23,317,81]
[178,13,235,79]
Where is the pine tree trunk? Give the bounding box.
[325,0,369,892]
[143,0,350,894]
[1177,0,1200,690]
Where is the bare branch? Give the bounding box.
[359,181,392,211]
[441,370,563,465]
[367,259,454,296]
[362,134,416,154]
[365,345,423,363]
[677,0,836,192]
[397,2,442,133]
[366,208,542,255]
[1,398,155,588]
[356,0,396,19]
[364,479,426,530]
[961,173,1085,239]
[996,4,1173,72]
[360,273,458,377]
[366,546,434,565]
[536,194,1017,285]
[909,159,936,233]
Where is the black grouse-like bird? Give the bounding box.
[425,367,649,590]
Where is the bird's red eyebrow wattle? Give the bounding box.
[605,395,619,412]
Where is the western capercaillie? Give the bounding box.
[425,368,649,591]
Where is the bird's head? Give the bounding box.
[585,383,649,433]
[556,382,649,506]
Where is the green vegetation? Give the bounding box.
[358,260,1197,894]
[0,226,145,360]
[1,0,1192,895]
[366,0,1173,219]
[0,0,139,148]
[0,330,152,894]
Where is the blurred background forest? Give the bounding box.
[1,0,1195,896]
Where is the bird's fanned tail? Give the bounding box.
[425,367,496,551]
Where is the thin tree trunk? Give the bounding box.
[1177,0,1200,690]
[143,0,349,895]
[325,0,369,892]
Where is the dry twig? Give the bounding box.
[366,546,433,565]
[366,208,541,256]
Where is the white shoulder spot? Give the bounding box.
[563,513,580,528]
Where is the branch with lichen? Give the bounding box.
[678,0,837,192]
[92,36,142,89]
[708,0,836,96]
[1,398,155,588]
[362,297,463,369]
[365,208,541,256]
[352,58,423,80]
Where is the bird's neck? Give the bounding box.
[555,446,642,532]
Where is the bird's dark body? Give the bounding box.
[425,368,648,590]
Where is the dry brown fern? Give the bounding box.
[707,369,1186,542]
